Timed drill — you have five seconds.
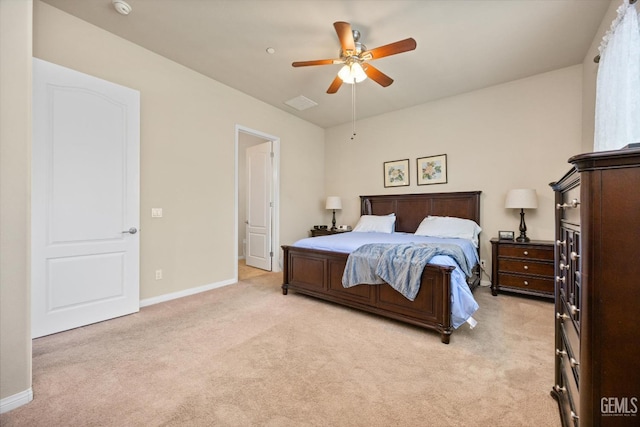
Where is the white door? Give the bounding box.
[245,141,272,270]
[32,58,140,338]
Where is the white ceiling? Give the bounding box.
[40,0,611,128]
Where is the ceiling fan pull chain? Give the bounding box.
[351,78,356,140]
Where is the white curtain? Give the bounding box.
[594,0,640,152]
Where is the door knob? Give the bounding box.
[122,227,137,234]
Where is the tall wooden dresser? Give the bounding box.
[550,147,640,427]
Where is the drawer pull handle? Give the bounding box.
[556,276,566,283]
[570,358,579,368]
[556,199,580,209]
[523,280,529,286]
[556,240,566,247]
[570,411,579,421]
[570,251,580,261]
[570,305,580,315]
[523,251,529,256]
[556,349,567,357]
[554,385,566,393]
[559,262,569,271]
[523,265,529,270]
[556,312,570,320]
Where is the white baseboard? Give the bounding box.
[0,388,33,414]
[140,278,236,308]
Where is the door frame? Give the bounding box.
[234,125,280,278]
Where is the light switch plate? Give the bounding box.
[151,208,163,218]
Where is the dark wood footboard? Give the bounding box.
[282,245,456,344]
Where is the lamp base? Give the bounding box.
[517,208,529,242]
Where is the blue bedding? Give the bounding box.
[291,232,479,329]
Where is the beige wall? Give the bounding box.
[32,1,325,301]
[0,0,621,409]
[325,66,584,271]
[0,0,33,404]
[581,0,619,153]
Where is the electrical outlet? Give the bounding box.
[480,260,486,270]
[155,269,163,280]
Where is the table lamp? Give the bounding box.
[505,189,538,242]
[325,196,342,231]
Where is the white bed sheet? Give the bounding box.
[291,232,479,329]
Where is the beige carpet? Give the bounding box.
[1,270,560,427]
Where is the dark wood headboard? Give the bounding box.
[360,191,482,233]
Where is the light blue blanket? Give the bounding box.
[342,243,473,301]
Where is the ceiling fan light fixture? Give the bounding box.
[338,62,367,84]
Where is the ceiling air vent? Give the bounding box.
[284,95,318,111]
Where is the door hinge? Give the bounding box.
[269,201,274,207]
[270,251,273,257]
[270,151,274,158]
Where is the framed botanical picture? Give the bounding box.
[383,159,410,187]
[417,154,447,185]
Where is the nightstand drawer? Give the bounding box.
[499,245,553,260]
[497,273,553,293]
[499,259,554,276]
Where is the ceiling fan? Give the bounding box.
[292,21,417,94]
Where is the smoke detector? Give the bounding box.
[112,0,132,15]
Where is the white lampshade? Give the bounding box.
[338,63,367,84]
[505,189,538,209]
[325,196,342,210]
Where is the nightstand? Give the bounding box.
[310,228,350,237]
[490,238,554,299]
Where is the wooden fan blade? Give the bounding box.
[327,75,343,94]
[366,38,417,60]
[334,21,355,54]
[363,64,393,87]
[292,59,338,67]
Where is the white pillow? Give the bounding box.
[414,215,482,247]
[352,213,396,233]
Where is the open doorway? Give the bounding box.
[235,125,280,279]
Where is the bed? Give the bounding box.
[281,191,482,344]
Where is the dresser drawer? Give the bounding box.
[499,259,554,276]
[499,245,553,260]
[560,291,581,326]
[498,272,553,294]
[560,360,580,425]
[558,184,581,226]
[560,326,580,382]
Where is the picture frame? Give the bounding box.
[383,159,410,187]
[417,154,447,185]
[499,230,515,241]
